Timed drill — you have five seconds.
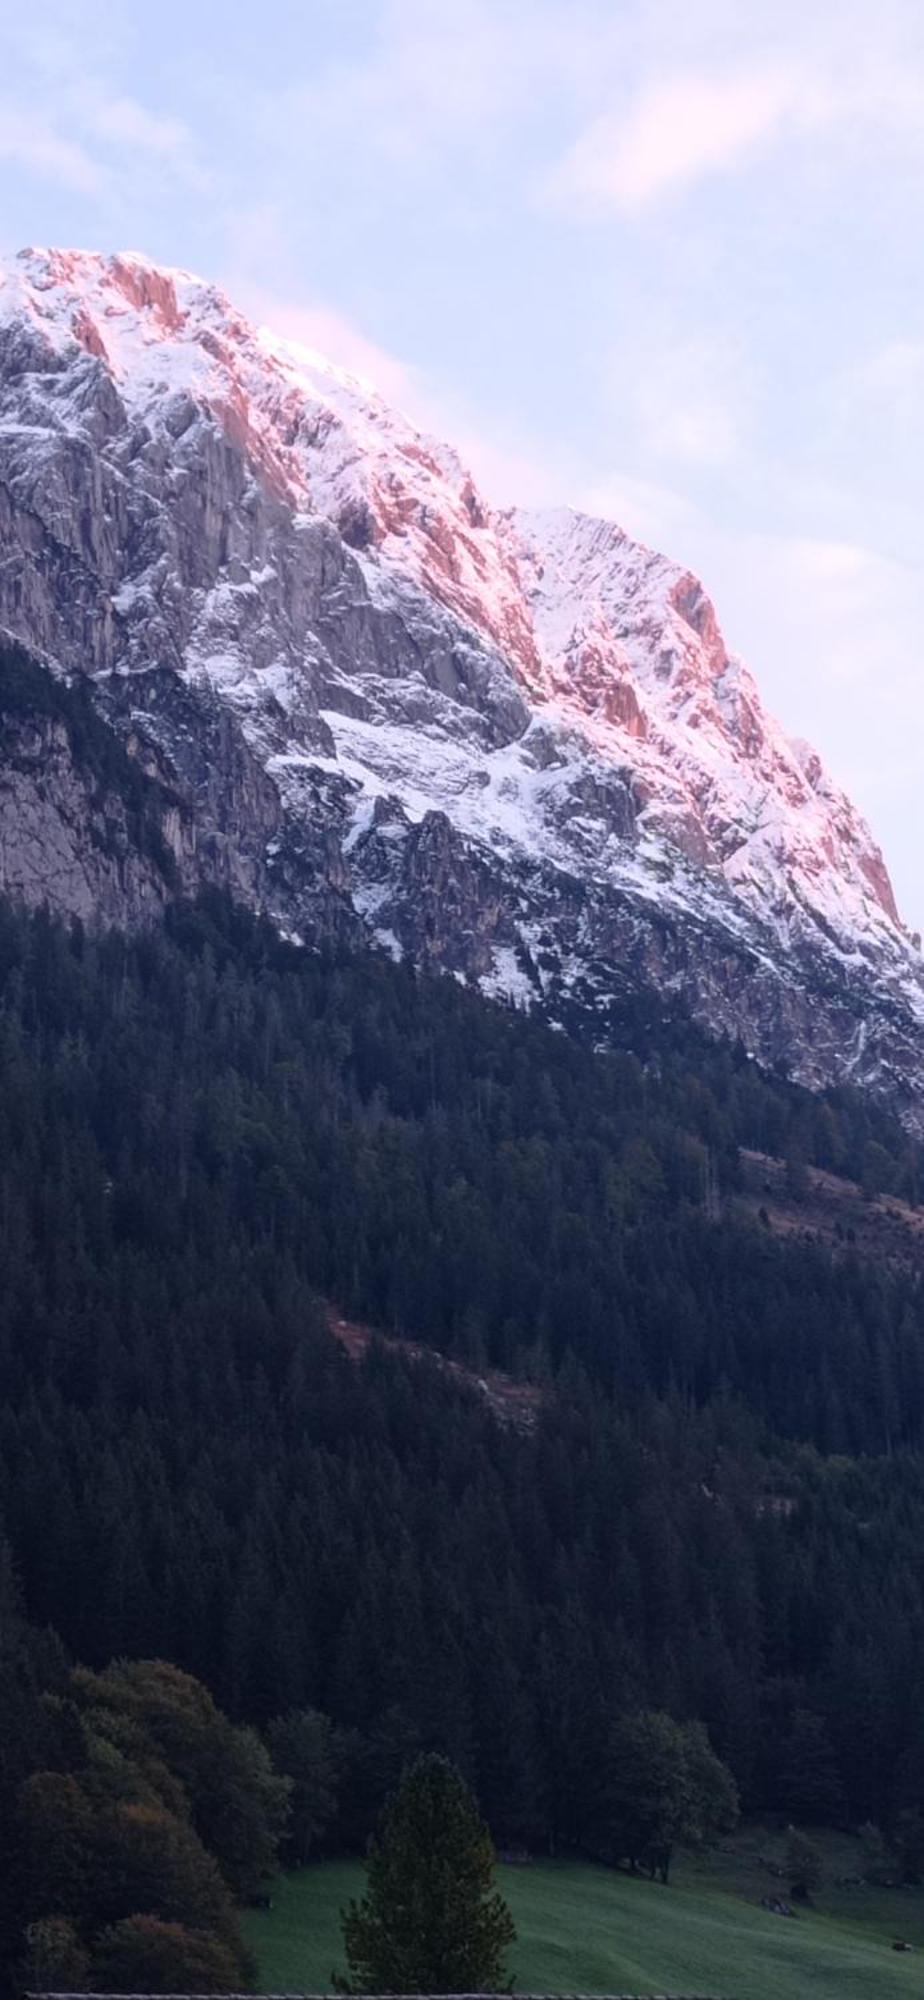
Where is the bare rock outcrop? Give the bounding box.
[0,246,921,1125]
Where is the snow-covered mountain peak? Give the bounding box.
[0,246,920,1119]
[510,504,903,940]
[2,247,540,684]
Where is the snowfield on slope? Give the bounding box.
[1,244,923,1115]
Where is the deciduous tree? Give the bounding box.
[92,1914,244,1994]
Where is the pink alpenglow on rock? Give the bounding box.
[0,247,921,1122]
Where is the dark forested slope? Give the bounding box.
[0,893,923,1847]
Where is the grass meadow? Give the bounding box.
[244,1829,924,1999]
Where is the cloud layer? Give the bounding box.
[547,66,826,210]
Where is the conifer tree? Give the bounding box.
[337,1753,515,1994]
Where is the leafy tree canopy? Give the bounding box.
[596,1712,738,1882]
[91,1914,244,1994]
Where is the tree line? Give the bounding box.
[0,1541,740,1996]
[0,892,923,1967]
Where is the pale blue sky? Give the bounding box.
[2,0,923,924]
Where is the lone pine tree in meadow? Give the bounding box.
[337,1753,516,1994]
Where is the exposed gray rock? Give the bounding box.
[0,245,921,1129]
[0,679,179,925]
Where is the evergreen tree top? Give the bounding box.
[338,1754,516,1995]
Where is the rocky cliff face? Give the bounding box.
[0,246,922,1121]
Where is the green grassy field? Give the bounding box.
[243,1836,924,2000]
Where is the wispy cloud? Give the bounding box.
[720,527,924,925]
[85,93,196,164]
[546,65,832,211]
[607,334,758,470]
[241,285,423,410]
[234,277,564,509]
[830,339,924,457]
[0,104,103,195]
[545,41,924,215]
[577,469,703,552]
[258,0,619,173]
[0,20,204,205]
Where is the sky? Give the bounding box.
[1,0,923,925]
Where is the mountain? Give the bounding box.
[1,245,921,1120]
